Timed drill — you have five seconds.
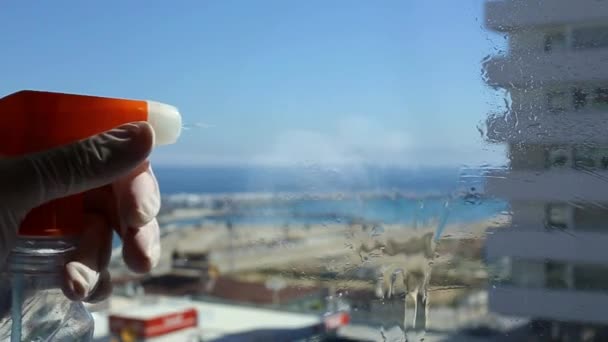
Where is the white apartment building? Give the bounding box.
[483,0,608,335]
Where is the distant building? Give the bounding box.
[142,273,322,307]
[484,0,608,339]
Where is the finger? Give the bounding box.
[83,270,113,303]
[122,218,161,274]
[62,213,113,301]
[11,122,154,208]
[112,161,161,233]
[83,185,120,230]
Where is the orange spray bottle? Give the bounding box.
[0,90,181,341]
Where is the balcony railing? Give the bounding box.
[485,0,608,32]
[485,229,608,264]
[485,109,608,144]
[483,48,608,87]
[485,169,608,201]
[490,286,608,324]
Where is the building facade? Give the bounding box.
[484,0,608,338]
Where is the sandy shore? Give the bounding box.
[108,214,507,321]
[109,214,505,285]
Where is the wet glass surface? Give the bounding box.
[4,0,608,341]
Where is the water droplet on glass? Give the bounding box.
[433,199,451,241]
[464,186,483,205]
[370,225,385,238]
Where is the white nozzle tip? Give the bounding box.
[146,100,182,145]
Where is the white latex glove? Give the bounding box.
[0,122,160,302]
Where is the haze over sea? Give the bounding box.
[155,166,470,195]
[154,166,506,225]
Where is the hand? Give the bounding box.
[0,122,160,302]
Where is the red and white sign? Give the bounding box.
[324,311,350,331]
[110,307,198,341]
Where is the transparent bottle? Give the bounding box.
[0,238,93,342]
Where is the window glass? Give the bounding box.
[544,31,567,52]
[547,90,568,112]
[511,259,545,288]
[5,1,608,341]
[574,264,608,291]
[545,261,570,289]
[545,203,571,230]
[592,87,608,110]
[575,204,608,232]
[573,26,608,49]
[574,146,608,169]
[488,256,512,284]
[573,87,589,110]
[571,86,608,112]
[574,146,598,169]
[547,147,571,168]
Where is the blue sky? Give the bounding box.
[0,0,506,168]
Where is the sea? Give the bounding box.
[111,166,507,247]
[155,166,507,224]
[154,166,464,195]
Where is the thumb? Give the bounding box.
[14,122,154,208]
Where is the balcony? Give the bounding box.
[490,286,608,324]
[485,229,608,264]
[486,110,608,144]
[485,0,608,32]
[485,169,608,202]
[483,48,608,88]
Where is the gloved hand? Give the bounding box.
[0,121,160,302]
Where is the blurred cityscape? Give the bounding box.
[96,1,608,341]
